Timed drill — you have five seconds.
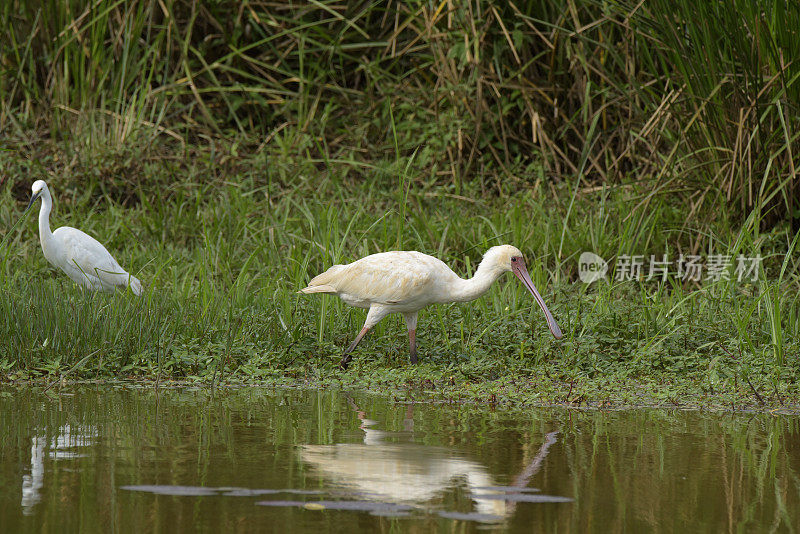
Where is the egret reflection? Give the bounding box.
[20,436,45,513]
[21,425,97,515]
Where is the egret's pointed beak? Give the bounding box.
[25,191,41,212]
[512,260,563,339]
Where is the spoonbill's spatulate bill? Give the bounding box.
[301,245,562,369]
[26,180,143,295]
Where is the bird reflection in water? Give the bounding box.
[21,425,97,515]
[299,398,561,521]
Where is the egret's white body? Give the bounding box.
[301,245,562,368]
[26,180,143,295]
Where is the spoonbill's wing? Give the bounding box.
[303,252,441,305]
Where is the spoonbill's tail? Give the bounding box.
[299,284,336,294]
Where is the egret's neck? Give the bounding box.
[451,260,505,302]
[37,192,56,253]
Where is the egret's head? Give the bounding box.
[26,180,48,211]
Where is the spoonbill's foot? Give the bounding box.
[339,353,353,370]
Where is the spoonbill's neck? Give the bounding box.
[37,190,57,254]
[450,258,506,302]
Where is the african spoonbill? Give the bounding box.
[300,245,562,369]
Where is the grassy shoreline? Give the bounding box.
[1,2,799,411]
[1,140,797,412]
[6,374,799,414]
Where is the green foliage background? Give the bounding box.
[0,1,798,405]
[2,0,799,216]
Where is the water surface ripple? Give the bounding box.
[1,386,797,532]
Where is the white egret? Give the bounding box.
[300,245,562,368]
[26,180,143,295]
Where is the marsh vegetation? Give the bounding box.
[0,1,798,408]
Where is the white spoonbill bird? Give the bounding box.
[301,245,562,369]
[25,180,143,295]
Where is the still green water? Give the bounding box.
[0,386,797,532]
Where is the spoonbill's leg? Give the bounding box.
[340,305,389,370]
[408,330,417,363]
[340,326,371,370]
[403,312,419,364]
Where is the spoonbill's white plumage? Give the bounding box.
[26,180,143,295]
[301,245,562,369]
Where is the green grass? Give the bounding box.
[2,1,799,225]
[0,136,797,409]
[0,1,799,409]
